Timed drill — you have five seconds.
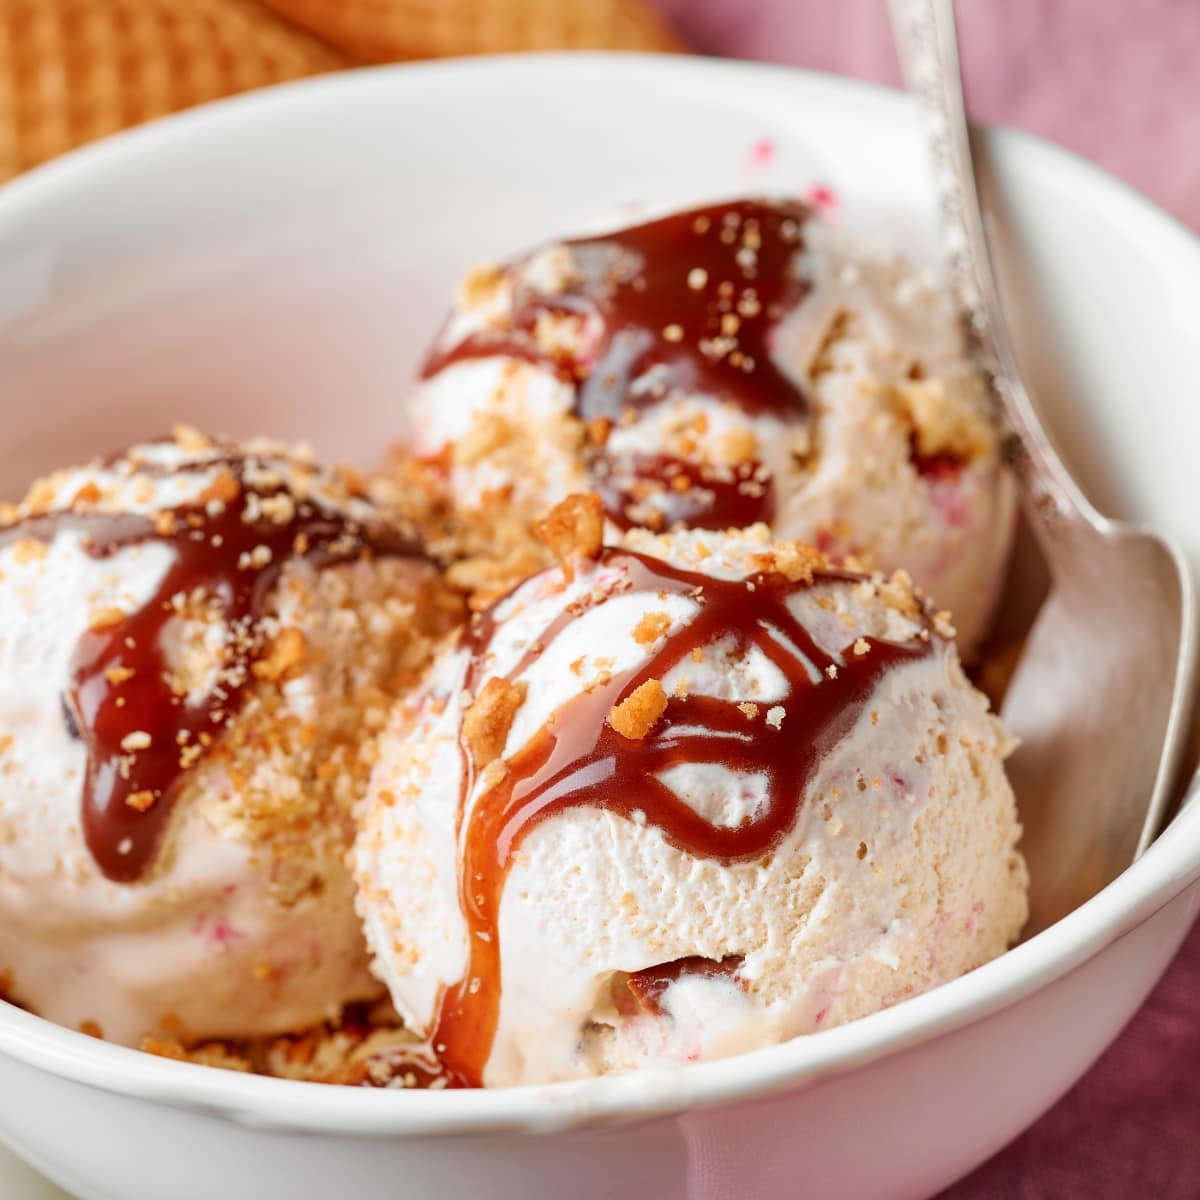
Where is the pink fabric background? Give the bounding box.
[656,0,1200,229]
[650,2,1200,1196]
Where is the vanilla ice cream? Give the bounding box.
[0,428,461,1046]
[400,197,1014,652]
[355,508,1027,1087]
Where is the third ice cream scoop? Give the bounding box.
[399,197,1015,652]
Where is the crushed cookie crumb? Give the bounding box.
[251,628,308,682]
[773,541,826,584]
[632,611,672,645]
[172,425,212,454]
[878,569,919,615]
[337,465,368,498]
[608,679,669,740]
[141,1035,253,1074]
[894,377,993,463]
[737,701,759,720]
[532,493,604,582]
[587,417,614,448]
[718,428,758,463]
[258,492,297,525]
[463,678,528,768]
[585,669,613,692]
[456,262,506,310]
[125,790,156,812]
[197,469,240,506]
[24,477,61,513]
[853,638,870,656]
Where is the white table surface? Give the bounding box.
[0,1142,71,1198]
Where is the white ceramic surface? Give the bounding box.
[1,53,1199,1200]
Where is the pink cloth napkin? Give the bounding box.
[656,0,1200,229]
[652,1,1200,1194]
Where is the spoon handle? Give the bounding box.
[887,0,1093,537]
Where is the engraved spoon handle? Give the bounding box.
[887,0,1093,537]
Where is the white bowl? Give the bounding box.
[1,53,1199,1200]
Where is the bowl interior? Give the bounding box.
[0,54,1199,1129]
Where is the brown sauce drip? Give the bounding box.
[433,548,935,1085]
[0,452,427,883]
[423,199,814,530]
[614,955,746,1020]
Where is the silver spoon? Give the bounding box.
[888,0,1197,933]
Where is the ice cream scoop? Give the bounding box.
[400,197,1015,652]
[355,509,1027,1087]
[0,428,461,1046]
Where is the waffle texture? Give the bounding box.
[261,0,681,62]
[0,0,681,181]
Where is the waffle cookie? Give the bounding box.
[0,0,681,182]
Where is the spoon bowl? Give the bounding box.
[1006,515,1195,932]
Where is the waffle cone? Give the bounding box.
[0,0,681,183]
[261,0,684,62]
[0,0,348,180]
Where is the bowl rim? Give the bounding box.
[1,50,1199,1138]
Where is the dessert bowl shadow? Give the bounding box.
[0,53,1199,1200]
